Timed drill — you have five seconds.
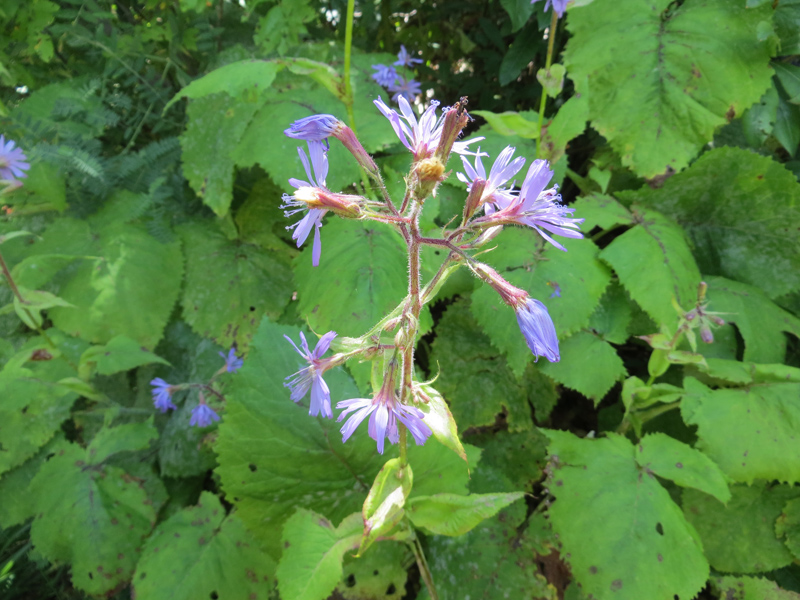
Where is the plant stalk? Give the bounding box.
[535,10,560,159]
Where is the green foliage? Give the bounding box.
[713,575,800,600]
[407,492,524,536]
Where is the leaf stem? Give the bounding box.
[535,10,559,159]
[409,531,439,600]
[343,0,357,133]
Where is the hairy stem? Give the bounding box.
[535,10,559,159]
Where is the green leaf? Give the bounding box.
[407,441,481,499]
[705,276,800,364]
[775,0,800,55]
[215,319,386,558]
[713,575,800,600]
[537,64,566,98]
[571,193,632,232]
[12,162,67,212]
[80,335,169,377]
[14,287,74,328]
[565,0,774,177]
[621,147,800,299]
[744,84,779,149]
[180,221,292,349]
[86,420,157,466]
[408,492,524,536]
[539,331,626,403]
[777,497,800,561]
[30,442,156,595]
[599,206,701,326]
[471,229,611,376]
[587,281,634,344]
[540,94,590,165]
[500,0,536,31]
[681,377,800,484]
[338,541,408,600]
[775,91,800,156]
[133,492,276,600]
[544,430,708,600]
[414,382,466,461]
[683,483,800,573]
[278,510,361,600]
[636,433,730,503]
[470,110,539,139]
[294,219,408,338]
[467,428,549,494]
[360,459,412,555]
[166,59,280,109]
[775,63,800,104]
[500,22,541,86]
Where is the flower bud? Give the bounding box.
[469,263,528,307]
[463,179,487,222]
[285,188,363,218]
[332,124,381,179]
[700,326,714,344]
[434,97,470,166]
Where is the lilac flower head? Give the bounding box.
[284,114,343,145]
[532,0,568,17]
[374,96,484,160]
[389,77,423,103]
[394,45,423,68]
[284,331,337,419]
[337,384,432,454]
[219,348,243,373]
[457,145,525,210]
[516,298,560,362]
[150,378,177,413]
[372,64,399,88]
[190,402,221,428]
[0,135,30,183]
[280,141,330,266]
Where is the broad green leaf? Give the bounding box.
[467,428,548,494]
[621,148,800,299]
[599,206,701,326]
[414,382,466,461]
[705,276,800,363]
[235,177,295,252]
[471,229,611,376]
[499,19,541,86]
[777,498,800,561]
[683,483,800,573]
[294,219,408,338]
[539,331,626,403]
[359,458,412,554]
[215,319,387,558]
[14,287,73,328]
[408,492,524,536]
[86,420,157,466]
[278,510,362,600]
[11,162,66,212]
[571,193,632,232]
[30,442,156,596]
[544,430,708,600]
[180,221,292,349]
[500,0,536,31]
[407,442,481,499]
[158,398,217,477]
[338,541,408,600]
[422,502,556,600]
[775,0,800,55]
[471,110,539,139]
[775,63,800,104]
[133,492,276,600]
[587,281,634,344]
[0,230,33,245]
[775,91,800,156]
[713,575,800,600]
[540,94,589,165]
[166,59,280,109]
[743,80,779,146]
[636,433,730,503]
[468,123,539,172]
[565,0,774,177]
[698,358,800,386]
[537,64,566,98]
[80,335,169,377]
[681,377,800,484]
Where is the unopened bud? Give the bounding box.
[700,326,714,344]
[434,97,470,165]
[697,281,708,303]
[332,124,381,179]
[463,179,487,222]
[685,309,697,321]
[469,263,527,307]
[290,188,363,218]
[710,315,725,326]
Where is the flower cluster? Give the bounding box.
[149,346,243,427]
[0,135,30,192]
[371,45,424,103]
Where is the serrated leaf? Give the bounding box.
[471,229,611,376]
[133,492,276,600]
[407,442,481,499]
[278,510,362,600]
[544,430,708,600]
[775,91,800,156]
[636,433,729,503]
[775,63,800,104]
[713,575,800,600]
[86,420,157,466]
[540,94,589,165]
[408,492,524,536]
[338,541,408,600]
[599,206,701,326]
[471,110,539,139]
[588,281,634,344]
[467,428,548,494]
[539,331,626,403]
[681,377,800,484]
[166,59,280,109]
[775,0,800,55]
[565,0,774,176]
[80,335,169,377]
[30,442,156,595]
[621,147,800,299]
[180,220,292,349]
[294,219,408,338]
[571,193,632,232]
[683,483,800,573]
[215,319,387,558]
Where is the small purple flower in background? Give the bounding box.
[219,348,243,373]
[284,331,337,419]
[284,114,343,147]
[371,64,399,88]
[150,378,177,413]
[280,141,330,266]
[337,383,432,454]
[190,402,221,428]
[516,298,560,362]
[532,0,568,17]
[0,135,30,183]
[548,282,562,298]
[389,77,423,103]
[458,145,526,211]
[394,45,423,68]
[374,96,484,160]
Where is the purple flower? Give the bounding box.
[284,114,343,145]
[374,96,484,160]
[457,145,526,211]
[394,45,423,68]
[516,298,559,362]
[219,348,243,373]
[371,64,399,88]
[485,159,583,251]
[389,77,423,103]
[280,141,330,266]
[284,331,337,419]
[190,402,221,428]
[532,0,568,17]
[337,385,432,454]
[0,135,30,183]
[150,378,177,413]
[549,282,561,298]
